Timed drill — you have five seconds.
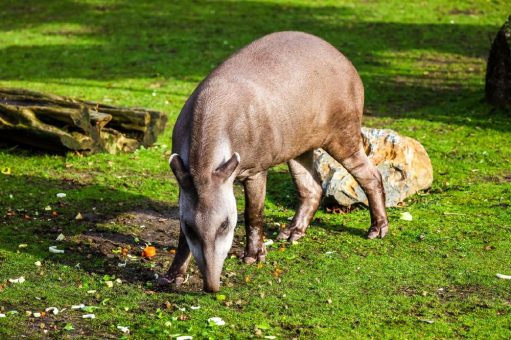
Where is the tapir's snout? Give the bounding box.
[199,247,224,293]
[203,278,221,293]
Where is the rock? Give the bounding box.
[314,128,433,207]
[485,16,511,108]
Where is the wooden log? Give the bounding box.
[0,104,95,152]
[0,87,167,153]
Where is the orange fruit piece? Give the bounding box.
[141,246,156,258]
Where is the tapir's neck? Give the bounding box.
[186,92,234,183]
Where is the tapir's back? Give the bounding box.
[177,31,365,176]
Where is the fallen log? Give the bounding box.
[0,88,167,153]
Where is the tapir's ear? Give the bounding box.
[169,154,193,190]
[213,152,240,181]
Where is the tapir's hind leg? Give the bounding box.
[277,150,323,242]
[326,143,388,239]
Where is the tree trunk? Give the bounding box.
[0,88,167,153]
[485,16,511,109]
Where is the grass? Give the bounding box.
[1,0,511,338]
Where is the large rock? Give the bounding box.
[314,128,433,207]
[485,16,511,108]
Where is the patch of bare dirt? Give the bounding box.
[481,171,511,184]
[448,8,482,16]
[71,208,247,293]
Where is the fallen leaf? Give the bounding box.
[35,261,42,267]
[56,233,65,241]
[256,321,271,330]
[75,213,84,220]
[272,268,283,277]
[216,294,226,301]
[105,280,114,288]
[63,323,74,331]
[1,167,11,175]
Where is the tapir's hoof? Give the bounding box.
[277,229,305,242]
[288,230,305,242]
[276,229,291,241]
[156,274,185,288]
[367,224,388,239]
[242,246,266,264]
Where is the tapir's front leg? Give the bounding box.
[242,171,268,264]
[158,228,192,287]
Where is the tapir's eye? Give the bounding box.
[218,218,229,235]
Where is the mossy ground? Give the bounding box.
[0,0,510,338]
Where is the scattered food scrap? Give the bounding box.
[49,246,64,254]
[141,246,157,258]
[208,317,226,326]
[496,273,511,280]
[8,276,25,284]
[400,212,413,221]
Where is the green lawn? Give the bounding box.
[1,0,511,338]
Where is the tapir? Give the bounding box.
[163,31,388,292]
